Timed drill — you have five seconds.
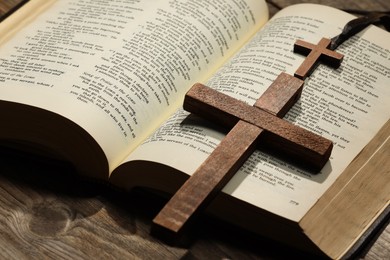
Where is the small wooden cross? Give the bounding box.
[151,38,343,242]
[294,38,344,79]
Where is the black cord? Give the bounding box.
[330,12,390,49]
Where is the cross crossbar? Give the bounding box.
[184,83,333,168]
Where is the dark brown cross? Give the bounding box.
[151,38,343,242]
[294,37,344,80]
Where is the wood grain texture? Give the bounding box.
[153,74,304,240]
[183,82,332,169]
[0,0,27,21]
[0,0,22,12]
[0,0,389,259]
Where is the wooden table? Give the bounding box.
[0,0,389,259]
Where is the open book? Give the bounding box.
[0,0,389,258]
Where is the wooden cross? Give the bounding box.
[151,38,344,242]
[294,38,344,79]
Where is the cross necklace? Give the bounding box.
[151,13,390,242]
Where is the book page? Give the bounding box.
[0,0,268,172]
[124,4,390,221]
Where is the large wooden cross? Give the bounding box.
[152,38,344,241]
